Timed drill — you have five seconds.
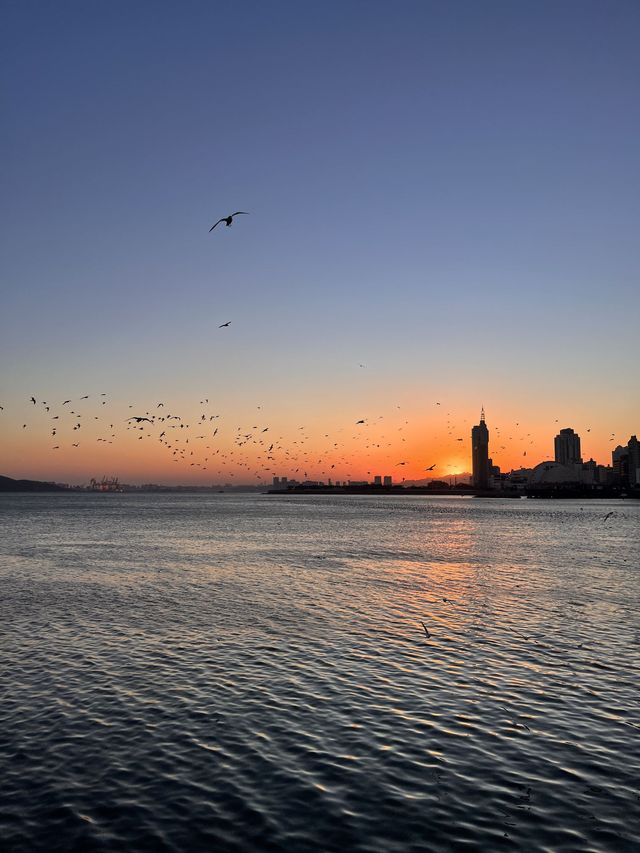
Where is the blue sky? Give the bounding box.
[1,1,638,481]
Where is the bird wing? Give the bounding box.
[209,219,225,231]
[231,211,249,216]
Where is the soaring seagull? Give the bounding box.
[209,212,249,231]
[219,321,231,328]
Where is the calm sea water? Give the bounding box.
[1,493,639,852]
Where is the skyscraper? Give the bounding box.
[554,428,582,466]
[471,408,489,489]
[628,436,640,487]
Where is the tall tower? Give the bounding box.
[472,408,490,489]
[554,428,582,466]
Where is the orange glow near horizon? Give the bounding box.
[0,386,636,486]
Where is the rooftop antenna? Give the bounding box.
[480,406,485,423]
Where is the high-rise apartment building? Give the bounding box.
[554,428,582,466]
[613,435,640,487]
[628,436,640,487]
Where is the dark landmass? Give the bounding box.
[2,475,637,499]
[0,476,267,493]
[0,475,66,492]
[268,484,510,497]
[268,483,639,499]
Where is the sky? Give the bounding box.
[1,0,639,485]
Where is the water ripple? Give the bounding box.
[1,493,639,851]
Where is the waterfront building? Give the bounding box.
[612,444,627,481]
[531,461,582,485]
[471,408,489,489]
[613,436,640,487]
[554,428,582,466]
[383,475,392,487]
[506,468,534,490]
[373,475,382,486]
[581,459,613,485]
[628,436,640,487]
[487,457,501,489]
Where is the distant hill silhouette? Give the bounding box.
[0,475,66,492]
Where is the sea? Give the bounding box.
[1,492,639,852]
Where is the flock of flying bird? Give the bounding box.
[6,393,467,479]
[2,388,609,484]
[2,211,611,481]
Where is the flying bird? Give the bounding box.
[209,212,249,231]
[128,417,153,423]
[219,321,231,328]
[425,464,436,471]
[30,397,36,405]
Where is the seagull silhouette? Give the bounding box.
[219,321,231,328]
[209,212,249,231]
[425,464,436,471]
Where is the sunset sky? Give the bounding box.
[2,1,638,485]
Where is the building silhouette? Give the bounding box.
[629,436,640,487]
[612,435,640,488]
[471,408,489,489]
[554,428,582,466]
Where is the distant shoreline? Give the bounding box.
[2,475,637,500]
[268,485,639,500]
